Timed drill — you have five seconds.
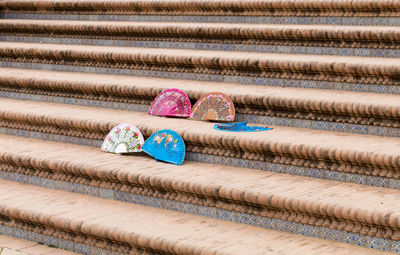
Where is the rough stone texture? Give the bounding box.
[0,179,392,255]
[1,0,399,17]
[1,20,400,49]
[0,235,78,255]
[1,42,400,87]
[1,98,400,179]
[0,249,26,255]
[1,0,400,254]
[1,68,400,130]
[1,134,400,241]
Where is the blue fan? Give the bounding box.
[142,130,185,165]
[214,122,273,132]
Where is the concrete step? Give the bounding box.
[1,42,399,94]
[1,68,400,138]
[1,0,399,26]
[0,97,400,189]
[1,20,400,57]
[1,134,400,251]
[0,179,390,255]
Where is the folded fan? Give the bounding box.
[190,92,235,121]
[148,88,191,117]
[101,123,144,154]
[214,122,273,132]
[142,129,185,165]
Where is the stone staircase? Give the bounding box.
[0,0,400,254]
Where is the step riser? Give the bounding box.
[2,47,400,91]
[2,19,400,58]
[0,220,153,255]
[1,89,399,138]
[2,14,400,26]
[5,23,400,50]
[0,89,151,112]
[237,114,400,138]
[2,61,400,96]
[0,169,398,253]
[0,225,127,255]
[1,126,399,191]
[3,35,400,58]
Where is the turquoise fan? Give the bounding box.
[142,129,185,165]
[101,123,145,154]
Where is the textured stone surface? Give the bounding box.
[4,35,400,59]
[3,14,400,26]
[0,249,26,255]
[0,235,78,255]
[1,0,399,17]
[1,20,400,50]
[1,42,400,87]
[0,134,400,243]
[1,98,400,179]
[1,68,399,132]
[0,180,391,255]
[1,1,400,253]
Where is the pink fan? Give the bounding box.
[148,88,191,117]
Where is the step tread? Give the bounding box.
[0,179,390,255]
[1,133,400,225]
[0,97,399,157]
[2,19,400,31]
[1,67,400,111]
[0,41,397,66]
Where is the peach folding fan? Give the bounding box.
[190,92,235,121]
[148,88,191,117]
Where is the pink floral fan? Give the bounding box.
[148,88,191,117]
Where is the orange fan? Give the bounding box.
[190,92,235,121]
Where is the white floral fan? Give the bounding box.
[101,123,144,154]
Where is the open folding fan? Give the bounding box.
[148,88,191,117]
[142,129,185,165]
[190,92,235,121]
[101,123,145,154]
[214,122,272,132]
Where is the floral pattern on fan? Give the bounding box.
[148,88,191,117]
[153,133,178,147]
[142,129,185,165]
[101,123,145,154]
[190,92,235,121]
